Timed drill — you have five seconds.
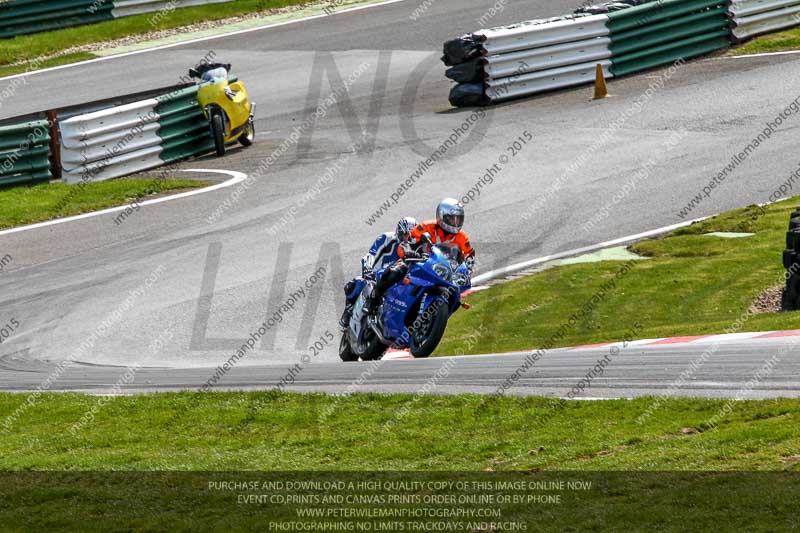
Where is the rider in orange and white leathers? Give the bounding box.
[366,198,475,313]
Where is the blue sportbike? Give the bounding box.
[340,239,472,361]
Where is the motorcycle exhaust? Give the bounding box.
[367,316,392,345]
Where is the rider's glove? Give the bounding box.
[464,255,475,274]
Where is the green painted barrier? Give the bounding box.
[611,33,730,76]
[606,0,727,32]
[0,0,233,39]
[0,0,114,39]
[609,7,728,55]
[608,0,731,77]
[0,119,51,187]
[59,79,239,183]
[154,86,214,165]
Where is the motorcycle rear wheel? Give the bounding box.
[409,300,448,358]
[211,110,226,157]
[339,334,359,362]
[357,329,386,361]
[354,318,387,361]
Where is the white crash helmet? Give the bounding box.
[396,216,418,241]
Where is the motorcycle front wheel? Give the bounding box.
[210,110,226,156]
[409,300,448,358]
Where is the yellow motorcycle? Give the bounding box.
[189,62,255,157]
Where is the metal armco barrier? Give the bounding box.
[444,14,615,106]
[59,86,212,184]
[154,86,214,166]
[111,0,232,18]
[480,15,614,104]
[0,120,51,186]
[0,0,114,39]
[444,0,753,107]
[607,0,731,77]
[478,15,610,55]
[487,60,613,102]
[0,0,232,38]
[730,0,800,41]
[483,37,612,79]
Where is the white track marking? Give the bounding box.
[0,0,409,83]
[0,169,245,237]
[472,217,709,285]
[728,49,800,58]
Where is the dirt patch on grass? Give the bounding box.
[781,454,800,470]
[67,2,318,55]
[749,285,783,314]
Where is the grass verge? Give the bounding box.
[0,178,205,230]
[436,199,799,356]
[0,53,96,79]
[732,27,800,55]
[0,0,315,76]
[2,391,799,529]
[2,391,799,470]
[3,391,800,528]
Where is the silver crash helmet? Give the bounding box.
[436,198,464,234]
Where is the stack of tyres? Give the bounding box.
[781,208,800,310]
[442,35,485,107]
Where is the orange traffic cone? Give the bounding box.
[593,64,608,100]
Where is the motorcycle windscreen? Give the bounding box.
[433,242,464,267]
[201,67,228,83]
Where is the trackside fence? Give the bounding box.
[0,0,233,39]
[0,120,51,186]
[59,86,212,184]
[444,0,800,106]
[0,84,215,186]
[729,0,800,41]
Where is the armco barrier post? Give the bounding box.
[46,109,62,181]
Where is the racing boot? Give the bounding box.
[363,294,378,316]
[339,303,354,331]
[340,279,358,331]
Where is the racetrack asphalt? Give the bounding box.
[1,0,800,397]
[1,336,798,399]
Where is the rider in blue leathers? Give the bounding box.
[339,217,418,330]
